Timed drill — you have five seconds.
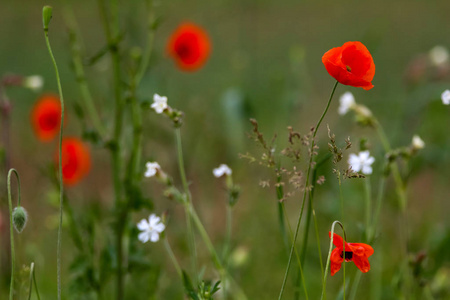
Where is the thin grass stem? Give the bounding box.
[43,10,65,298]
[278,81,339,300]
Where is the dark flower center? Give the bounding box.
[340,251,353,260]
[346,65,352,72]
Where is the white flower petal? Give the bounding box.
[213,164,232,177]
[365,156,375,165]
[138,232,150,243]
[149,214,160,226]
[362,165,373,175]
[137,219,149,231]
[359,151,370,161]
[154,223,166,233]
[441,90,450,105]
[412,135,425,149]
[150,232,160,242]
[338,92,356,115]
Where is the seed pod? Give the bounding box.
[12,206,28,233]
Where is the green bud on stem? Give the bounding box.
[42,6,53,30]
[12,206,28,233]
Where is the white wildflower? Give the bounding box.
[348,150,375,175]
[145,162,161,178]
[442,90,450,105]
[412,135,425,150]
[338,92,356,115]
[137,214,165,243]
[213,164,232,178]
[151,94,168,114]
[23,75,44,92]
[429,46,449,66]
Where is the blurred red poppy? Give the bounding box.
[329,232,374,276]
[167,22,211,71]
[31,94,63,142]
[322,41,375,90]
[56,137,91,186]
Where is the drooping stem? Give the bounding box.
[278,81,339,300]
[43,8,65,299]
[7,168,21,300]
[321,221,346,300]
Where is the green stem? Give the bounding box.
[278,81,338,300]
[175,128,198,282]
[97,0,125,298]
[27,262,41,300]
[349,271,362,300]
[364,178,372,241]
[281,204,309,300]
[187,203,247,299]
[135,0,155,86]
[7,168,21,300]
[370,176,386,242]
[67,28,106,135]
[164,238,182,278]
[321,221,345,300]
[373,120,406,210]
[44,17,65,300]
[276,176,289,253]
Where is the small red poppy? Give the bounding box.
[167,22,211,71]
[31,94,63,142]
[56,137,91,186]
[329,232,374,276]
[322,41,375,90]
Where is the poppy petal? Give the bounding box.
[330,248,343,276]
[352,254,371,273]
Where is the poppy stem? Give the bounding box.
[43,7,65,299]
[7,168,21,300]
[321,221,345,300]
[278,80,338,300]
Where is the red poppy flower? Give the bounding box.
[167,22,211,71]
[31,94,63,142]
[329,232,374,276]
[56,137,91,186]
[322,41,375,90]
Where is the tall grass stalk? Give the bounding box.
[42,7,65,299]
[278,81,339,300]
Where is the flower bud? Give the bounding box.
[412,135,425,150]
[42,6,53,30]
[23,75,44,92]
[12,206,28,233]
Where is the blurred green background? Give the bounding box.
[1,0,450,299]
